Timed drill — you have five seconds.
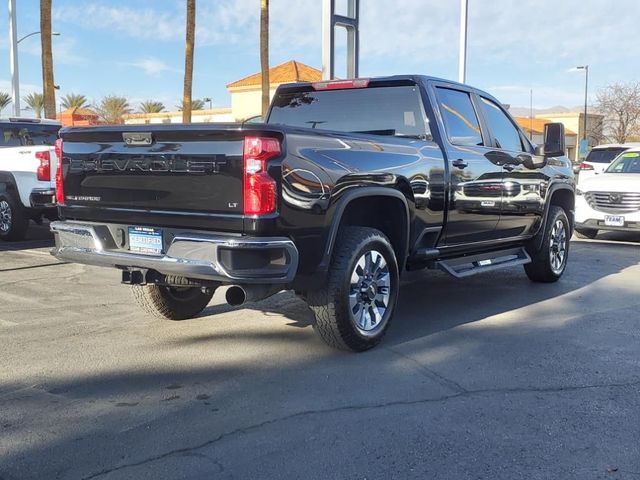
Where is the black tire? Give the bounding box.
[0,193,29,242]
[307,226,399,352]
[574,227,598,239]
[131,284,215,320]
[524,206,570,283]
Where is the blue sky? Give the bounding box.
[1,0,638,114]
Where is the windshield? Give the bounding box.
[585,147,627,163]
[605,152,640,173]
[268,85,431,139]
[1,123,60,148]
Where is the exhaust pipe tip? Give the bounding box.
[225,285,247,306]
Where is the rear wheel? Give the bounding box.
[131,284,215,320]
[574,227,598,239]
[307,226,399,352]
[524,206,570,283]
[0,193,29,242]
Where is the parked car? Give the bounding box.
[0,118,60,240]
[50,75,575,351]
[578,143,640,182]
[575,149,640,239]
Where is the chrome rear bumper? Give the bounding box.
[50,221,298,283]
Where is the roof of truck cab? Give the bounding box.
[276,74,495,95]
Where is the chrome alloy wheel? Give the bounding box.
[348,249,391,335]
[549,219,567,274]
[0,200,12,234]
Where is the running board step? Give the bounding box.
[435,247,531,278]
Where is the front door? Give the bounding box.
[433,86,504,245]
[476,95,546,237]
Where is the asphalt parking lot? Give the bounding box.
[1,224,639,480]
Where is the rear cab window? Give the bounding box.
[434,87,484,147]
[1,123,59,148]
[267,84,432,140]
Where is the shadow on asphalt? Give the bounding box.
[0,221,54,252]
[1,233,639,479]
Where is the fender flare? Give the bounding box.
[0,172,18,195]
[318,186,411,271]
[532,182,575,250]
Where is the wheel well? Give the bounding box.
[549,188,575,229]
[339,196,409,267]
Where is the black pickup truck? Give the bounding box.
[51,75,575,351]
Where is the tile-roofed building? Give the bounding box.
[226,60,321,90]
[226,60,321,120]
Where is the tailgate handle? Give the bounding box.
[123,132,153,146]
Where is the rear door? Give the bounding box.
[432,85,503,244]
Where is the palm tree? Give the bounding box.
[40,0,56,119]
[96,95,132,124]
[260,0,270,117]
[0,92,11,115]
[139,100,165,114]
[23,92,45,118]
[182,0,196,123]
[61,93,90,110]
[177,98,205,111]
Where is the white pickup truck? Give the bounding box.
[0,118,61,241]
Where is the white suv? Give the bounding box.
[578,143,640,183]
[575,149,640,238]
[0,118,60,241]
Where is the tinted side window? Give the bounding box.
[435,87,483,147]
[479,97,524,152]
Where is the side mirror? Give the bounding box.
[542,122,565,157]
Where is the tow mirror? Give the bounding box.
[541,122,565,157]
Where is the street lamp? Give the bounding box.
[576,65,589,156]
[8,0,61,116]
[18,30,60,44]
[203,97,213,109]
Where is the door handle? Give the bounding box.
[452,159,468,169]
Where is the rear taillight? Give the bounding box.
[579,162,594,170]
[55,139,65,205]
[35,150,51,181]
[312,78,370,90]
[243,136,280,215]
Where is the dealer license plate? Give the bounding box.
[128,227,163,255]
[604,215,625,227]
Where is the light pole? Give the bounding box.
[576,65,589,154]
[203,97,212,110]
[458,0,469,83]
[7,0,60,117]
[9,0,19,116]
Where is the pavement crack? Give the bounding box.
[80,377,640,479]
[385,346,468,393]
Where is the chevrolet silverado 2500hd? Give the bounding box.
[51,75,575,351]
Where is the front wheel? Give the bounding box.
[307,227,399,352]
[524,206,570,283]
[131,284,215,320]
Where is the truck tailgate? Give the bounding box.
[59,126,249,231]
